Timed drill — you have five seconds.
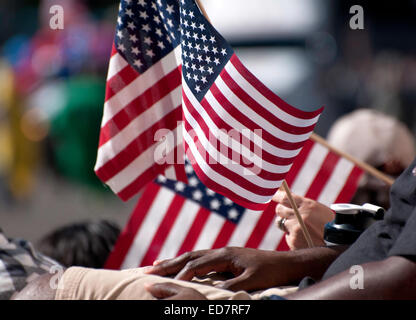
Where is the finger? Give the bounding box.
[272,189,288,205]
[282,218,298,236]
[174,253,231,282]
[153,260,163,266]
[145,250,208,276]
[215,270,254,292]
[275,203,295,219]
[145,282,182,299]
[272,189,303,208]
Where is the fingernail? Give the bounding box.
[143,266,153,274]
[153,260,161,266]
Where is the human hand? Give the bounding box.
[273,190,334,250]
[146,282,207,300]
[145,247,294,292]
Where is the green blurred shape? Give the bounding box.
[49,75,106,190]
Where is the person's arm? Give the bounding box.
[146,245,347,292]
[286,256,416,300]
[11,274,56,300]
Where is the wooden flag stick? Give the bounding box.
[195,0,212,23]
[310,133,394,186]
[281,180,314,248]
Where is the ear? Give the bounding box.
[382,160,405,176]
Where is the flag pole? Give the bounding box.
[310,133,394,186]
[195,0,212,23]
[281,181,314,248]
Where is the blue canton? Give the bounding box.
[180,0,233,100]
[115,0,233,99]
[115,0,182,74]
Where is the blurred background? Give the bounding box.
[0,0,415,244]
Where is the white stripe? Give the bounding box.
[163,165,177,181]
[102,46,181,126]
[184,80,302,159]
[0,260,14,293]
[317,158,355,206]
[156,200,200,261]
[215,75,313,143]
[227,209,262,246]
[121,188,175,269]
[291,143,329,196]
[184,130,277,204]
[96,86,182,169]
[257,223,285,250]
[182,100,286,189]
[105,124,182,194]
[192,213,225,251]
[107,53,128,80]
[224,61,321,127]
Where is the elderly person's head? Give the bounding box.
[327,108,415,208]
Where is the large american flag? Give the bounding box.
[105,139,363,269]
[95,0,324,210]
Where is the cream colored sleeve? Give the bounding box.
[54,267,253,300]
[55,267,297,300]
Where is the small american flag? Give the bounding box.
[95,0,186,200]
[95,0,324,209]
[105,139,363,269]
[179,0,323,210]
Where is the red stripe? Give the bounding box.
[211,219,236,249]
[99,66,181,146]
[176,208,211,256]
[209,83,309,151]
[140,195,186,267]
[174,163,189,184]
[276,236,290,251]
[104,183,160,269]
[105,64,140,101]
[96,107,182,182]
[266,200,290,252]
[220,69,317,134]
[184,142,268,211]
[111,44,117,57]
[244,203,276,248]
[284,139,315,187]
[230,54,324,120]
[117,146,182,201]
[305,152,340,199]
[334,166,364,203]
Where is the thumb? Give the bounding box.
[145,282,180,299]
[215,271,253,292]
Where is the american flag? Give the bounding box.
[105,139,364,269]
[179,0,323,210]
[95,0,324,210]
[95,0,186,200]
